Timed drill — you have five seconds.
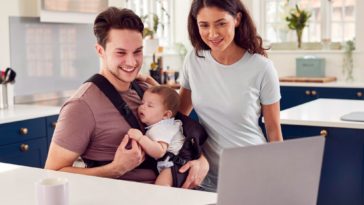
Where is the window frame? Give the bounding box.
[260,0,356,44]
[124,0,174,47]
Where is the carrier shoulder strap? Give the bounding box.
[131,80,145,99]
[85,74,143,131]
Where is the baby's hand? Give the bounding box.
[128,129,143,141]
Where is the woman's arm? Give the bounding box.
[128,129,168,159]
[178,88,210,188]
[179,88,193,115]
[262,101,283,142]
[137,73,160,86]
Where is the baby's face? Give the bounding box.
[138,92,168,126]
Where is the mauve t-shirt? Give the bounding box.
[52,81,156,182]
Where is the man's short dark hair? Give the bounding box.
[93,7,144,48]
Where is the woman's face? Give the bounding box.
[196,6,240,52]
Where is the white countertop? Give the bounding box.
[0,162,217,205]
[0,104,61,124]
[280,81,364,88]
[280,99,364,129]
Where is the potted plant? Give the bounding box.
[141,13,162,55]
[141,13,161,39]
[285,4,311,49]
[342,39,355,81]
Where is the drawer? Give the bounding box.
[0,118,47,146]
[0,138,47,168]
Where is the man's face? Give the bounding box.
[97,29,143,84]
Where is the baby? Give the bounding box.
[127,85,185,186]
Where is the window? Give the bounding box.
[262,0,356,44]
[125,0,173,47]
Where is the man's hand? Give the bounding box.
[127,129,144,142]
[179,155,209,189]
[110,135,145,178]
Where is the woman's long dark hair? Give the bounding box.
[188,0,267,57]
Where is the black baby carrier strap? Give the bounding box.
[87,74,143,131]
[85,74,208,187]
[83,74,156,171]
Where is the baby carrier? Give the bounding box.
[84,74,208,187]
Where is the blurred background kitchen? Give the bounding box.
[0,0,363,106]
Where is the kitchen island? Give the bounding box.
[279,99,364,205]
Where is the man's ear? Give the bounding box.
[163,110,173,119]
[95,43,105,57]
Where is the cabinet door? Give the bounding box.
[46,115,59,148]
[280,86,317,110]
[0,118,46,145]
[281,125,364,205]
[0,138,48,168]
[318,128,364,205]
[317,87,364,100]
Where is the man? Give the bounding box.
[45,7,208,189]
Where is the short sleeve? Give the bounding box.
[147,122,181,144]
[181,51,192,90]
[259,61,281,105]
[52,99,96,154]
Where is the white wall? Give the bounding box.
[2,0,363,83]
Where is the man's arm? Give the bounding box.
[45,135,144,178]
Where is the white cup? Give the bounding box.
[36,178,69,205]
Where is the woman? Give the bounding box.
[180,0,283,192]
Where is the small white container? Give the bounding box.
[0,84,8,109]
[0,83,14,109]
[36,178,69,205]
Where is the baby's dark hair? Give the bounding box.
[147,86,180,116]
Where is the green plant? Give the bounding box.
[343,40,355,81]
[285,4,311,48]
[141,14,161,39]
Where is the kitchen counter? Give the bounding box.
[0,162,217,205]
[280,98,364,129]
[280,81,364,88]
[0,104,60,124]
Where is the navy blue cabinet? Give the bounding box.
[280,86,364,110]
[281,125,364,205]
[0,115,58,168]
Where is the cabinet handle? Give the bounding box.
[357,92,363,98]
[320,129,328,137]
[311,90,317,96]
[305,90,311,96]
[19,128,29,135]
[20,144,29,152]
[51,122,57,128]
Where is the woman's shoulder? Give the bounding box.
[186,49,210,61]
[246,52,274,69]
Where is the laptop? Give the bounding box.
[340,111,364,122]
[215,136,325,205]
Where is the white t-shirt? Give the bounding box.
[181,50,281,191]
[145,118,185,155]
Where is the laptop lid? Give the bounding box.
[216,136,325,205]
[340,111,364,122]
